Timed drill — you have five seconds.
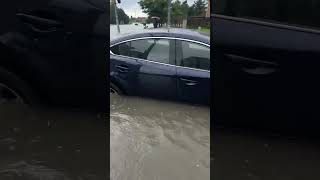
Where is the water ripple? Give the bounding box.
[111,95,210,180]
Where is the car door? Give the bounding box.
[176,39,210,105]
[110,38,177,100]
[213,15,292,125]
[133,38,177,100]
[0,0,107,109]
[28,0,107,108]
[110,42,142,95]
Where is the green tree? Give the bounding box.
[139,0,168,24]
[139,0,207,26]
[118,8,130,24]
[110,3,130,24]
[181,0,189,18]
[189,0,207,16]
[172,0,183,25]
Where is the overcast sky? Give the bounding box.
[117,0,197,18]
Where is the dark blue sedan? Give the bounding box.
[110,29,210,105]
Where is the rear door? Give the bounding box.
[132,38,177,100]
[176,40,210,105]
[213,0,320,126]
[212,16,313,125]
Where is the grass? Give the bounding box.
[187,26,210,34]
[198,28,210,34]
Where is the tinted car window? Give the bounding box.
[213,0,320,29]
[178,41,210,71]
[111,42,130,56]
[112,39,172,64]
[129,39,153,59]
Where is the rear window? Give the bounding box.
[178,41,210,71]
[213,0,320,30]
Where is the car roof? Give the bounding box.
[110,28,210,45]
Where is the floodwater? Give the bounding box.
[213,127,320,180]
[110,23,206,40]
[110,94,210,180]
[0,104,107,180]
[110,24,154,40]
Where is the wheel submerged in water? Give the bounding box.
[110,83,122,95]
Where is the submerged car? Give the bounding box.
[110,29,210,105]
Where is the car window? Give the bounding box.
[129,39,153,59]
[146,39,171,64]
[112,38,172,65]
[111,40,152,58]
[178,41,210,71]
[110,42,130,56]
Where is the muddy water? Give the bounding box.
[110,95,210,180]
[213,128,320,180]
[0,104,107,180]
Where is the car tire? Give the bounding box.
[0,67,39,105]
[110,82,122,95]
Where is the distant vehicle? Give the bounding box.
[0,0,107,110]
[110,29,210,105]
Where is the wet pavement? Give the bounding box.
[0,104,107,180]
[110,94,210,180]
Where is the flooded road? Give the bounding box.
[110,24,205,40]
[0,104,107,180]
[110,95,210,180]
[213,127,320,180]
[110,24,154,40]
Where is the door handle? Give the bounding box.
[242,66,277,75]
[225,54,278,75]
[180,78,197,86]
[28,24,58,34]
[16,13,62,34]
[115,65,129,73]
